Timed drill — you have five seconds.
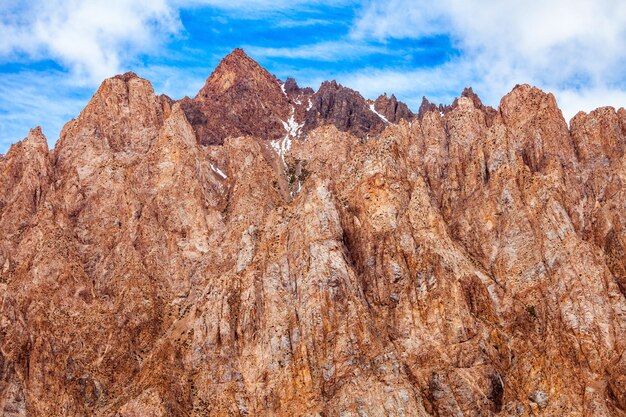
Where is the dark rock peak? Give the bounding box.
[318,80,342,91]
[284,77,299,94]
[374,93,414,123]
[304,80,386,138]
[159,93,174,103]
[283,77,314,97]
[181,49,291,145]
[418,97,439,119]
[214,48,258,72]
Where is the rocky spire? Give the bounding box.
[303,80,386,138]
[373,93,414,123]
[196,48,283,100]
[181,48,291,145]
[418,96,438,119]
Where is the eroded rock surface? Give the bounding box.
[0,49,625,417]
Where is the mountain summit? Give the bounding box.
[179,48,411,146]
[181,48,291,145]
[0,49,625,416]
[197,48,281,99]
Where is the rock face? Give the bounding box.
[180,48,291,145]
[0,49,625,417]
[374,93,414,123]
[303,80,388,138]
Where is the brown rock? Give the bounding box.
[0,51,625,417]
[374,93,414,123]
[182,48,291,145]
[303,80,386,139]
[417,96,438,119]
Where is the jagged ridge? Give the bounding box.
[0,49,625,417]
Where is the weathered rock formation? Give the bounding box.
[374,93,414,123]
[0,49,624,417]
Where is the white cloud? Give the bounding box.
[246,41,388,61]
[351,1,446,40]
[138,64,208,99]
[0,0,180,84]
[0,0,357,85]
[552,87,626,121]
[176,0,356,13]
[336,63,467,107]
[351,0,626,119]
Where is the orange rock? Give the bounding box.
[0,49,624,416]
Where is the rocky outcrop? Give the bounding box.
[0,127,51,275]
[303,80,387,139]
[418,88,497,125]
[178,49,410,146]
[0,49,625,416]
[374,93,414,123]
[180,48,292,145]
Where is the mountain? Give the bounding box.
[0,48,625,417]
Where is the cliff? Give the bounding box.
[0,49,625,416]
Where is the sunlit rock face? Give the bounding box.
[0,49,625,417]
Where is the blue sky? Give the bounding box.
[1,0,625,153]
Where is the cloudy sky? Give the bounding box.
[1,0,625,153]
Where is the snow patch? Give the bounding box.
[306,98,313,111]
[272,105,303,162]
[280,82,287,97]
[369,104,390,124]
[282,112,303,138]
[210,163,227,179]
[271,135,292,163]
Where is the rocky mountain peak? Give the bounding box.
[182,48,291,145]
[283,77,314,97]
[303,80,387,138]
[499,83,561,117]
[22,126,49,152]
[499,83,575,171]
[459,86,483,108]
[416,88,498,126]
[54,72,167,158]
[113,71,140,82]
[178,50,416,146]
[373,93,414,123]
[197,48,281,99]
[417,96,439,119]
[1,50,625,417]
